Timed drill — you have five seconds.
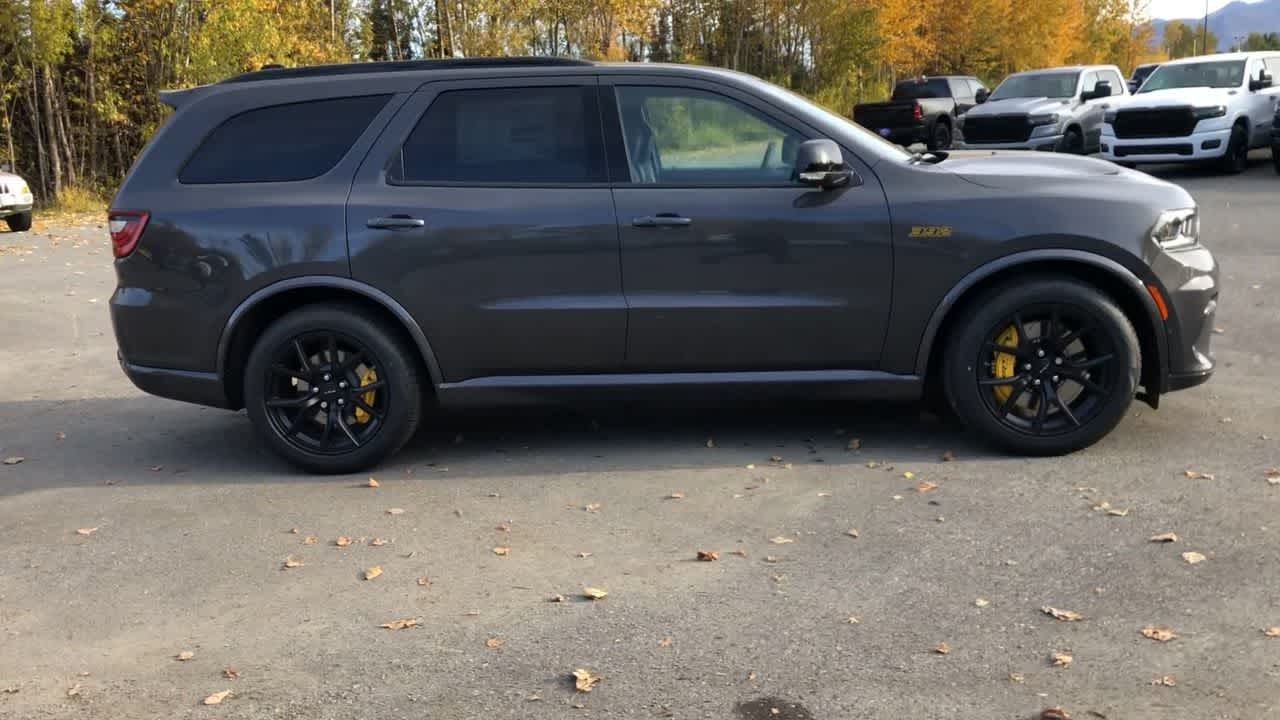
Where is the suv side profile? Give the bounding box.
[955,65,1128,154]
[111,58,1218,473]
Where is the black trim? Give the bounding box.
[222,57,594,84]
[1167,368,1213,392]
[119,353,231,409]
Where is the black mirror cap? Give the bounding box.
[1091,81,1112,99]
[795,139,852,190]
[1251,72,1273,91]
[975,88,990,104]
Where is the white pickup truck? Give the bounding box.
[0,169,34,232]
[1101,52,1280,173]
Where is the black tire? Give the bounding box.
[1272,144,1280,175]
[1059,128,1085,155]
[929,121,952,151]
[1220,123,1249,174]
[942,277,1140,456]
[5,211,31,232]
[243,303,425,474]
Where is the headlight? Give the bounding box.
[18,183,28,194]
[1027,113,1060,126]
[1192,105,1226,121]
[1151,208,1199,250]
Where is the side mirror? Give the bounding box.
[975,88,990,104]
[1250,72,1273,91]
[1084,81,1111,101]
[794,139,852,190]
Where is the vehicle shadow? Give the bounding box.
[1136,150,1273,180]
[0,394,995,497]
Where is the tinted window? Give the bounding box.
[392,87,605,184]
[892,78,952,100]
[180,95,390,184]
[1132,64,1157,83]
[989,72,1081,100]
[615,86,802,185]
[1139,60,1246,92]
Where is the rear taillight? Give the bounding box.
[108,210,149,258]
[912,103,923,121]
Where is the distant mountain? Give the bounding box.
[1153,0,1280,48]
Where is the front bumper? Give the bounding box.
[0,191,33,217]
[1150,242,1218,393]
[954,134,1063,152]
[1101,127,1230,164]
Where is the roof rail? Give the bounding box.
[221,57,595,84]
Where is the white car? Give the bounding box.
[0,169,34,232]
[1101,52,1280,173]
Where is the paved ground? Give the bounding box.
[1,156,1278,720]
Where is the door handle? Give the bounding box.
[632,214,692,228]
[367,215,425,230]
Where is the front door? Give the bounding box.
[605,79,894,371]
[347,77,626,381]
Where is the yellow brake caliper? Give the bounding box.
[991,325,1019,404]
[354,368,378,424]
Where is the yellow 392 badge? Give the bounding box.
[909,225,953,238]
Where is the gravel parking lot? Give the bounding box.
[2,156,1278,720]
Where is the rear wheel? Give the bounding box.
[244,304,424,474]
[943,277,1139,456]
[930,121,952,151]
[5,211,31,232]
[1220,123,1249,174]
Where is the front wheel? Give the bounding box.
[943,277,1140,456]
[5,211,31,232]
[1059,128,1085,155]
[1272,143,1280,175]
[243,304,425,473]
[1220,123,1249,174]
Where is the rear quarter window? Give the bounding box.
[891,79,952,100]
[179,95,391,184]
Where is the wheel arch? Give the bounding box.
[217,276,444,409]
[916,250,1169,408]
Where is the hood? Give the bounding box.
[0,171,26,184]
[939,150,1135,189]
[1118,86,1240,109]
[966,96,1072,117]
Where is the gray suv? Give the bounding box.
[110,58,1217,473]
[957,65,1128,154]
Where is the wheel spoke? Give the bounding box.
[983,342,1022,357]
[1061,370,1107,396]
[271,364,308,382]
[318,410,335,448]
[284,407,311,436]
[1046,305,1062,345]
[335,413,361,447]
[327,333,339,369]
[998,381,1027,416]
[340,350,367,374]
[292,340,311,373]
[355,380,386,394]
[979,375,1022,387]
[354,396,384,419]
[1032,385,1049,433]
[267,395,312,409]
[1011,312,1030,345]
[1070,353,1115,370]
[1058,323,1093,349]
[1047,382,1081,427]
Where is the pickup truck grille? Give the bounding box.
[853,106,918,129]
[1113,108,1196,139]
[962,115,1032,144]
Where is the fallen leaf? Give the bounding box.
[903,471,916,480]
[1263,626,1280,637]
[3,457,25,465]
[845,615,861,624]
[1041,708,1071,720]
[202,690,232,705]
[335,536,353,547]
[364,565,383,580]
[768,536,794,545]
[1106,507,1130,517]
[148,465,162,472]
[1042,606,1084,622]
[764,556,781,563]
[379,618,419,630]
[1266,467,1279,481]
[223,667,239,679]
[55,432,66,441]
[493,546,510,556]
[866,461,879,468]
[572,668,601,693]
[975,598,990,608]
[282,555,304,569]
[577,551,593,558]
[485,637,503,649]
[416,576,430,586]
[696,550,720,561]
[1183,469,1215,480]
[76,527,98,536]
[1151,675,1176,687]
[1149,532,1179,543]
[666,492,685,500]
[1181,551,1206,565]
[658,637,672,648]
[846,528,860,538]
[550,594,568,603]
[746,671,758,682]
[1141,624,1177,642]
[176,651,194,661]
[915,480,938,493]
[387,508,405,515]
[1008,672,1025,683]
[705,437,716,448]
[366,477,380,488]
[746,464,755,469]
[941,450,955,462]
[770,455,783,463]
[370,538,388,546]
[526,693,542,702]
[289,528,300,534]
[1051,651,1074,667]
[582,587,609,600]
[584,503,601,513]
[847,438,861,450]
[495,522,511,532]
[303,536,318,545]
[933,641,950,655]
[731,548,748,557]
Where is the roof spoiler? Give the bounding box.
[159,86,211,109]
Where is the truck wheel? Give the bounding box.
[1059,128,1085,155]
[243,303,425,474]
[5,211,31,232]
[930,122,952,151]
[1272,144,1280,175]
[942,276,1139,456]
[1220,123,1249,174]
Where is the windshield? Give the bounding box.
[892,79,951,100]
[1132,65,1157,82]
[1138,60,1245,92]
[989,72,1080,101]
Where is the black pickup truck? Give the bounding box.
[853,75,987,150]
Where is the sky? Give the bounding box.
[1148,0,1254,19]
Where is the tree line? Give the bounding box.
[2,0,1163,204]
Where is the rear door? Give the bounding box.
[951,78,976,115]
[347,75,626,381]
[604,77,894,372]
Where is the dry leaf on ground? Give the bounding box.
[223,667,239,679]
[768,536,794,545]
[1141,625,1177,642]
[176,651,194,661]
[493,546,510,556]
[202,690,232,705]
[696,550,719,561]
[584,503,601,513]
[658,637,672,647]
[2,457,23,465]
[364,565,383,580]
[1042,606,1084,622]
[667,492,685,500]
[583,587,609,600]
[846,528,860,538]
[933,641,950,655]
[903,471,916,480]
[845,615,861,624]
[705,437,715,448]
[366,477,379,488]
[1181,551,1206,565]
[1183,469,1215,480]
[1051,651,1074,667]
[1263,626,1280,637]
[572,669,601,693]
[303,535,318,545]
[416,576,430,586]
[485,638,503,649]
[1008,672,1025,683]
[975,598,990,608]
[915,479,938,493]
[335,536,353,547]
[282,556,304,569]
[76,527,98,536]
[1106,507,1130,517]
[370,538,388,546]
[387,508,405,515]
[1040,708,1070,720]
[1149,532,1179,543]
[941,450,955,462]
[550,594,568,603]
[1151,675,1176,687]
[577,551,592,558]
[380,618,419,630]
[731,548,747,557]
[847,438,861,450]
